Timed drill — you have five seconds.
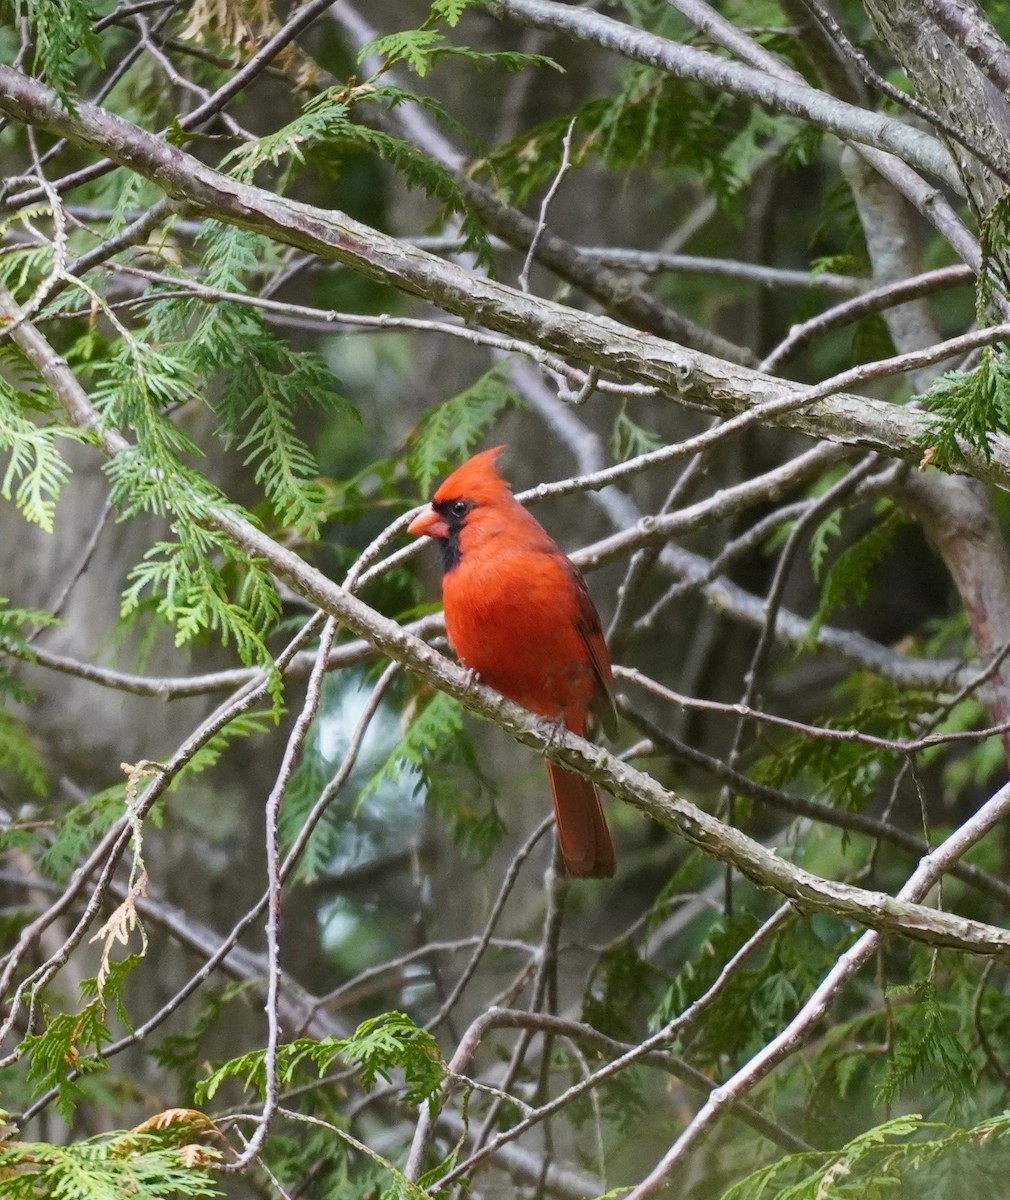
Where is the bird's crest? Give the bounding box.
[433,445,511,507]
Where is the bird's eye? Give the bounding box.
[449,499,469,518]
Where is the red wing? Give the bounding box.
[565,560,619,739]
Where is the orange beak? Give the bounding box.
[408,504,449,539]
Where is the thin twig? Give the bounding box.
[519,116,577,293]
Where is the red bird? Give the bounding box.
[408,446,618,878]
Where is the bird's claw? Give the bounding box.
[540,714,567,758]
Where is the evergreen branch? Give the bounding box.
[340,0,758,365]
[345,0,987,314]
[619,697,1010,908]
[0,1128,221,1198]
[10,584,980,703]
[0,611,325,1066]
[760,264,975,371]
[159,0,339,136]
[0,376,83,530]
[416,907,797,1187]
[20,0,103,112]
[107,261,657,396]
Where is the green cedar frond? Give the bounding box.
[979,193,1010,320]
[360,692,473,803]
[23,1003,112,1122]
[196,1011,445,1109]
[266,1123,382,1198]
[20,0,103,112]
[478,106,601,207]
[121,532,281,673]
[565,1052,650,1134]
[720,1112,1010,1199]
[0,240,56,295]
[39,785,129,883]
[87,322,285,675]
[0,602,54,792]
[717,107,800,219]
[481,65,793,218]
[150,980,258,1099]
[877,980,978,1118]
[852,311,897,364]
[215,327,354,534]
[752,732,886,814]
[102,448,216,523]
[751,678,955,813]
[0,1128,222,1199]
[807,507,843,581]
[196,221,270,292]
[406,364,520,494]
[224,89,494,267]
[359,28,558,77]
[79,956,144,1035]
[0,710,48,795]
[430,0,483,24]
[583,940,659,1042]
[0,598,59,656]
[920,346,1010,468]
[92,344,203,507]
[106,170,152,235]
[174,711,275,778]
[340,1011,445,1103]
[752,688,925,813]
[652,917,836,1069]
[146,227,360,535]
[0,375,85,531]
[361,690,499,860]
[359,29,445,76]
[611,408,663,461]
[807,505,905,642]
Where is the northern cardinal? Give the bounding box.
[408,446,618,878]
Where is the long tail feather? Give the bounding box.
[545,762,615,878]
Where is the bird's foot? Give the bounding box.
[539,714,567,758]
